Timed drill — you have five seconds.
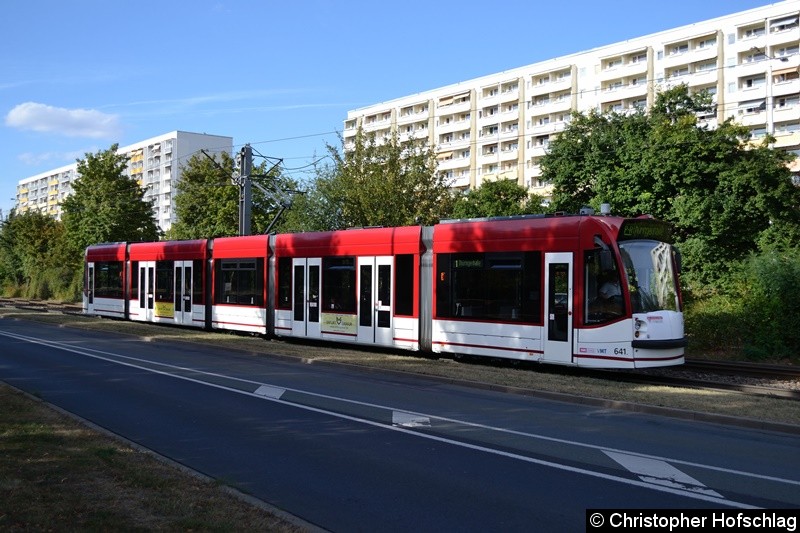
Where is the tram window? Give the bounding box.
[276,257,292,309]
[322,257,356,313]
[192,259,204,304]
[436,251,541,323]
[215,258,264,306]
[395,254,414,316]
[130,261,138,299]
[155,261,173,302]
[585,249,624,323]
[94,261,124,299]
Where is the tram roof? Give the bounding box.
[128,239,209,261]
[211,234,270,259]
[274,225,423,257]
[85,242,127,262]
[432,215,626,253]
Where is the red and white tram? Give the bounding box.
[84,214,686,369]
[127,240,208,327]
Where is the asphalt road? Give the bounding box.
[1,317,798,531]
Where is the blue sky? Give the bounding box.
[0,0,778,217]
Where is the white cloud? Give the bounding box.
[5,102,120,139]
[18,149,90,167]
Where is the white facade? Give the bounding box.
[344,1,800,194]
[15,131,233,232]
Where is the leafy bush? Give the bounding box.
[683,249,800,362]
[736,250,800,360]
[683,292,745,358]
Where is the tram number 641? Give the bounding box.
[614,347,629,356]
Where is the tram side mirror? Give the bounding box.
[675,248,682,274]
[599,250,614,272]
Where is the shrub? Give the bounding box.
[683,292,745,358]
[736,250,800,360]
[682,249,800,362]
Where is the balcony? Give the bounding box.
[730,32,768,55]
[478,149,499,167]
[399,129,429,144]
[527,144,549,158]
[737,109,767,127]
[452,175,471,188]
[599,59,648,81]
[528,70,573,96]
[773,103,800,123]
[437,118,470,135]
[437,155,471,173]
[479,88,500,107]
[435,93,471,115]
[688,68,718,88]
[773,130,800,149]
[499,147,519,162]
[600,81,648,103]
[527,119,568,137]
[397,106,429,126]
[477,108,500,127]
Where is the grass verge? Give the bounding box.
[0,384,304,531]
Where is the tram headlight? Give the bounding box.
[634,319,645,339]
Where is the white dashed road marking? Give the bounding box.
[392,411,431,428]
[254,384,286,399]
[605,450,723,497]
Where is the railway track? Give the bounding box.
[613,359,800,400]
[684,359,800,380]
[0,298,83,315]
[2,297,798,400]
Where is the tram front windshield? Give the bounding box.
[618,240,680,313]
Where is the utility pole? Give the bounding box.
[236,144,253,236]
[232,143,297,236]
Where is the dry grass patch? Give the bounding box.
[0,384,305,531]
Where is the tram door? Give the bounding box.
[137,261,155,321]
[357,256,393,346]
[291,258,321,338]
[85,263,95,313]
[174,261,193,325]
[544,252,573,363]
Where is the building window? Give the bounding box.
[742,75,766,89]
[770,16,799,33]
[776,95,799,109]
[775,70,800,84]
[698,37,717,49]
[775,122,800,135]
[670,43,689,55]
[740,99,766,114]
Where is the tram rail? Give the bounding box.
[2,297,798,400]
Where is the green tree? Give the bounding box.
[319,128,454,229]
[0,211,72,299]
[451,178,546,219]
[168,151,238,239]
[273,160,344,233]
[541,85,800,288]
[61,144,160,254]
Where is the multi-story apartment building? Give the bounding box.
[344,1,800,195]
[14,131,232,232]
